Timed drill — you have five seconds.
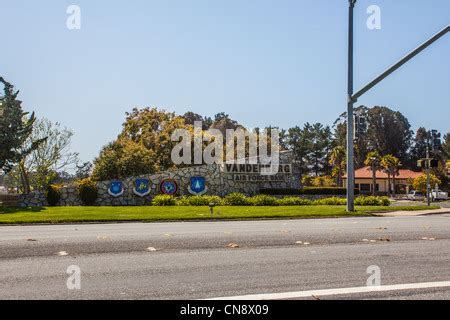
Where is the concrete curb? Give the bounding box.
[372,207,450,217]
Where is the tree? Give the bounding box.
[182,112,212,130]
[333,106,370,167]
[329,146,346,187]
[119,107,191,172]
[75,161,93,180]
[333,106,413,167]
[410,127,431,164]
[364,151,382,196]
[214,112,231,122]
[0,77,42,175]
[443,133,450,159]
[92,108,191,180]
[381,154,401,197]
[285,125,313,182]
[21,118,78,191]
[209,113,241,137]
[306,123,333,176]
[92,139,158,181]
[367,107,412,164]
[412,174,441,194]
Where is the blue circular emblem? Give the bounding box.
[108,181,124,197]
[160,179,178,195]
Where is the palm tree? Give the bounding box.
[329,146,346,187]
[364,151,382,196]
[381,155,401,197]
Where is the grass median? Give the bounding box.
[0,205,440,225]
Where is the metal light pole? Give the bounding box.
[346,0,357,212]
[345,0,449,212]
[426,143,431,206]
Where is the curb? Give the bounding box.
[372,207,450,217]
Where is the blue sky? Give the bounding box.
[1,0,449,163]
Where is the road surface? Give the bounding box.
[1,214,449,300]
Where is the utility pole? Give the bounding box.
[346,0,356,212]
[426,141,431,207]
[345,0,449,212]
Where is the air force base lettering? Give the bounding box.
[224,164,292,183]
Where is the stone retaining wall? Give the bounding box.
[19,151,301,207]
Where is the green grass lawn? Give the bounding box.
[0,205,440,224]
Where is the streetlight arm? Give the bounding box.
[352,25,450,101]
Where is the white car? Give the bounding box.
[407,190,425,201]
[430,190,448,201]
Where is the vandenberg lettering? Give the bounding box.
[225,164,291,174]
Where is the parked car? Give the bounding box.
[407,190,425,201]
[430,190,448,201]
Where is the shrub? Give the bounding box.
[177,195,224,206]
[152,195,177,206]
[412,174,441,193]
[224,193,251,206]
[260,188,360,196]
[46,184,61,206]
[355,196,391,206]
[260,188,303,195]
[248,195,279,206]
[313,197,347,206]
[301,187,360,195]
[277,197,313,206]
[77,178,98,206]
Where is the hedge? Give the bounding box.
[150,194,390,207]
[260,187,360,196]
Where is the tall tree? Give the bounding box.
[367,107,412,164]
[334,106,413,167]
[333,106,370,167]
[364,151,382,196]
[0,77,41,174]
[443,133,450,159]
[410,127,431,166]
[307,123,333,176]
[285,124,313,182]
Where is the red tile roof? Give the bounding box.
[343,166,422,180]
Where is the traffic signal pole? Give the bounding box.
[346,0,356,212]
[426,144,431,207]
[346,0,449,212]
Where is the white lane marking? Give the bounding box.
[207,281,450,300]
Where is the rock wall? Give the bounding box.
[19,151,301,207]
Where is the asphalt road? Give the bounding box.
[1,215,449,300]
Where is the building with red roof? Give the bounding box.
[343,166,423,195]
